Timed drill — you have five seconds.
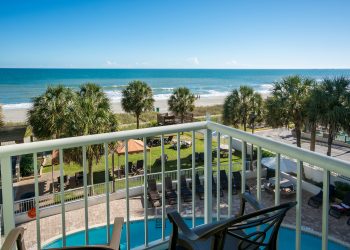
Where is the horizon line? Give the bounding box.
[1,67,350,70]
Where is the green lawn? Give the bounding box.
[42,132,242,184]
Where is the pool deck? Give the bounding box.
[20,179,350,249]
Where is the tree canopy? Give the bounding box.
[121,80,154,129]
[223,86,263,131]
[168,87,196,123]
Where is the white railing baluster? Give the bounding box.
[125,140,130,250]
[322,170,330,250]
[0,157,15,236]
[59,148,66,247]
[143,137,149,247]
[104,143,110,243]
[161,135,166,241]
[296,160,302,250]
[228,136,233,217]
[177,132,181,212]
[241,141,247,193]
[275,153,281,205]
[204,127,213,223]
[216,132,220,221]
[83,146,89,245]
[257,147,262,202]
[33,153,41,249]
[191,130,196,228]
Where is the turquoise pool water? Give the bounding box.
[43,218,348,250]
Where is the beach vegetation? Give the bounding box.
[168,87,196,123]
[28,85,75,139]
[316,77,350,156]
[66,83,118,185]
[265,76,312,148]
[0,104,3,127]
[222,86,264,132]
[121,80,155,129]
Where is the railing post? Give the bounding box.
[322,170,330,250]
[125,140,130,250]
[0,156,15,235]
[241,141,247,193]
[33,153,41,250]
[83,146,89,245]
[228,137,233,217]
[177,132,181,212]
[59,148,66,247]
[216,132,220,221]
[296,160,302,250]
[143,137,149,247]
[191,130,196,228]
[104,143,110,243]
[161,135,166,241]
[275,153,281,205]
[204,127,213,223]
[256,147,262,202]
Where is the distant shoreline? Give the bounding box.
[2,96,226,123]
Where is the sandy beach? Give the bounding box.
[2,96,225,123]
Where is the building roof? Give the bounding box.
[0,126,27,143]
[115,139,149,155]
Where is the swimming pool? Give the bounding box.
[43,218,348,249]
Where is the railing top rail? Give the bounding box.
[208,121,350,177]
[0,121,207,157]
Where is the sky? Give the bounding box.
[0,0,349,69]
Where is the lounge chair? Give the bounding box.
[308,184,336,208]
[2,217,124,250]
[135,160,144,174]
[164,135,174,144]
[167,194,296,250]
[212,174,224,197]
[147,179,162,207]
[219,170,228,190]
[57,175,69,189]
[232,171,250,195]
[195,173,205,200]
[329,191,350,219]
[165,176,177,205]
[180,175,192,202]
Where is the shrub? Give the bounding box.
[20,154,34,177]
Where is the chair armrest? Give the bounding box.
[238,192,264,216]
[1,227,26,250]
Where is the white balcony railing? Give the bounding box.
[1,120,350,250]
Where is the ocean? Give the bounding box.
[0,68,349,109]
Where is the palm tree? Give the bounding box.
[0,104,4,128]
[305,82,323,151]
[168,87,196,123]
[223,86,263,131]
[68,83,118,185]
[28,85,75,139]
[121,81,154,129]
[317,77,350,156]
[265,76,312,148]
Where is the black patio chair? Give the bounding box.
[167,197,296,250]
[212,175,224,197]
[232,171,250,195]
[147,179,161,207]
[219,170,228,190]
[329,191,350,219]
[165,176,177,205]
[164,135,174,144]
[195,173,204,200]
[308,184,336,209]
[180,175,192,202]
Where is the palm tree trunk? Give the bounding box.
[295,124,302,148]
[136,114,140,129]
[327,127,333,156]
[310,122,317,152]
[181,114,184,123]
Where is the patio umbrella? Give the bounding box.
[261,157,297,174]
[115,139,151,176]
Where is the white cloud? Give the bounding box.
[226,59,238,66]
[186,57,200,65]
[106,60,117,66]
